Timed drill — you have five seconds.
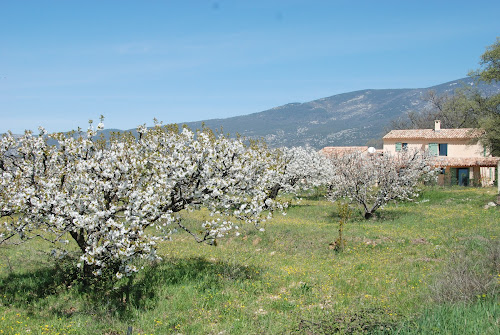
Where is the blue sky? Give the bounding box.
[1,0,499,134]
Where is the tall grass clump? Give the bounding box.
[391,238,500,334]
[430,239,500,303]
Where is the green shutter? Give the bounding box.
[395,142,402,152]
[429,143,438,156]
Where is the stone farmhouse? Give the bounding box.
[383,120,498,186]
[320,120,499,186]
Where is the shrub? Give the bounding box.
[430,239,500,304]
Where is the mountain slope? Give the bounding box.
[180,78,500,149]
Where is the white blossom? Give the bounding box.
[327,150,436,219]
[264,146,334,200]
[0,123,286,279]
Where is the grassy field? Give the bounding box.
[0,186,499,334]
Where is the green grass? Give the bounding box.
[0,186,499,334]
[394,298,499,334]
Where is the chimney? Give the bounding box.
[434,120,441,131]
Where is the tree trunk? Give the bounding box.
[267,183,282,200]
[364,211,373,220]
[69,229,93,283]
[82,263,93,287]
[69,229,86,253]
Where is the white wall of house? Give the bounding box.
[445,140,485,158]
[383,139,485,157]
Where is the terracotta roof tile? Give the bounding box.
[431,156,500,168]
[383,128,483,140]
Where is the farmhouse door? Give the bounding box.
[457,168,469,186]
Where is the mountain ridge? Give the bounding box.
[176,77,499,149]
[25,77,497,150]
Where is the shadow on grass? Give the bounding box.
[326,206,415,222]
[128,256,260,309]
[286,202,315,209]
[371,207,414,222]
[296,186,328,201]
[0,256,261,318]
[0,266,70,306]
[299,195,325,202]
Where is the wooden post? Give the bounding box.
[497,161,500,204]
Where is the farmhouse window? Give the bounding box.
[402,143,408,150]
[438,143,448,156]
[395,142,402,152]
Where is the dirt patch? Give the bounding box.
[252,237,262,246]
[411,238,429,245]
[363,236,392,246]
[350,236,393,247]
